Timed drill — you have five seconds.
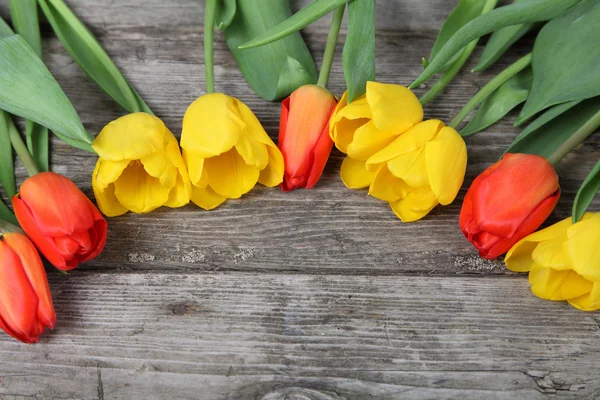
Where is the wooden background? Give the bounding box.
[1,0,599,398]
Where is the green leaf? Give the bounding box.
[573,158,600,222]
[515,99,580,129]
[506,96,600,158]
[410,0,582,88]
[473,24,536,72]
[0,35,93,152]
[0,16,13,37]
[238,0,349,49]
[215,0,236,30]
[0,112,16,198]
[38,0,152,114]
[0,199,18,226]
[224,0,318,101]
[10,0,50,172]
[428,0,498,71]
[343,0,376,103]
[517,0,600,124]
[461,67,532,136]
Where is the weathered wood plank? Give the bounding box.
[1,272,599,399]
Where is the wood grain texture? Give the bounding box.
[0,0,599,398]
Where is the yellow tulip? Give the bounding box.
[505,213,600,311]
[180,93,284,210]
[329,81,423,188]
[92,113,191,217]
[365,120,467,222]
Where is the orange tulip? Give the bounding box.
[460,153,560,259]
[0,233,55,344]
[278,85,337,191]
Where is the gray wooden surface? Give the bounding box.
[1,0,599,399]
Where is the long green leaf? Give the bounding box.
[517,0,600,124]
[215,0,236,30]
[0,199,18,226]
[461,67,532,136]
[224,0,318,101]
[514,99,580,130]
[0,112,16,198]
[343,0,375,103]
[10,0,49,172]
[473,24,536,72]
[0,35,93,152]
[410,0,582,88]
[38,0,152,114]
[238,0,349,49]
[573,158,600,222]
[505,96,600,158]
[428,0,498,70]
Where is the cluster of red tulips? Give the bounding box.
[0,172,107,343]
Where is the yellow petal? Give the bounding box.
[164,140,192,208]
[180,93,242,158]
[113,161,171,214]
[531,239,571,271]
[504,216,573,273]
[92,113,165,161]
[368,165,404,202]
[340,157,376,189]
[235,131,269,170]
[346,121,398,161]
[366,82,423,133]
[92,162,128,217]
[366,120,443,171]
[183,150,207,187]
[568,282,600,311]
[529,265,593,301]
[205,149,260,199]
[92,159,129,190]
[425,126,467,205]
[565,213,600,282]
[329,92,371,153]
[387,148,428,188]
[389,188,438,222]
[259,146,284,187]
[190,185,227,211]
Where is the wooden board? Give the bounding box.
[0,0,599,398]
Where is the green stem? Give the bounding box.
[451,52,532,131]
[317,5,345,88]
[204,0,217,94]
[419,39,478,106]
[9,119,39,177]
[547,108,600,165]
[0,200,18,226]
[0,218,24,235]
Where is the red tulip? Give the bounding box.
[278,85,338,191]
[460,153,560,259]
[13,172,108,271]
[0,233,55,343]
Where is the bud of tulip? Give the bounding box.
[460,153,560,260]
[13,172,108,271]
[0,233,55,343]
[278,85,337,191]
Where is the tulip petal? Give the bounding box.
[425,127,467,205]
[305,123,335,189]
[181,93,242,158]
[259,147,285,187]
[568,282,600,311]
[368,165,405,202]
[330,92,371,153]
[347,121,398,161]
[340,157,376,189]
[236,132,269,171]
[190,185,227,211]
[529,265,592,301]
[531,239,571,270]
[389,188,438,222]
[93,159,129,190]
[205,149,260,199]
[93,181,128,218]
[387,148,428,189]
[164,140,191,209]
[183,150,206,187]
[565,214,600,282]
[366,82,423,134]
[113,161,171,214]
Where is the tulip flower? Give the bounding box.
[505,213,600,311]
[13,172,108,271]
[278,85,337,191]
[180,93,284,210]
[460,153,560,260]
[0,232,55,343]
[92,112,192,216]
[365,120,467,222]
[329,82,424,189]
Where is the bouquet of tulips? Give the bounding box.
[0,0,599,344]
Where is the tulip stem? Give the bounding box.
[9,118,39,177]
[547,108,600,165]
[317,5,345,88]
[204,0,217,94]
[451,52,533,132]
